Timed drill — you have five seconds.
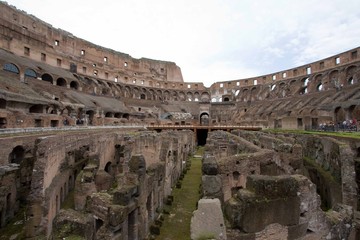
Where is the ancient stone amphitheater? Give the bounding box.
[0,1,359,240]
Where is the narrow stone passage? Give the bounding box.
[156,147,203,240]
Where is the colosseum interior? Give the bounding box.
[0,1,360,240]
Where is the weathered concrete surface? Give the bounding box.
[191,198,227,240]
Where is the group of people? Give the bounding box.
[319,118,357,131]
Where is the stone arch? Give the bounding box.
[24,68,37,78]
[3,63,20,74]
[193,92,200,102]
[301,77,310,87]
[335,106,346,123]
[156,90,163,100]
[317,83,323,92]
[200,112,209,125]
[104,161,112,174]
[186,92,193,101]
[70,81,79,90]
[178,92,186,101]
[86,110,95,125]
[56,78,67,87]
[124,86,132,98]
[172,91,179,101]
[9,145,25,164]
[164,90,170,101]
[201,92,210,102]
[133,87,140,99]
[41,73,53,84]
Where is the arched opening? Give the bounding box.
[299,87,308,95]
[86,110,95,125]
[200,112,209,126]
[348,77,354,85]
[140,93,146,100]
[29,104,43,113]
[24,68,37,78]
[9,145,25,164]
[317,83,323,91]
[211,98,217,102]
[335,107,346,123]
[41,73,53,84]
[3,63,19,74]
[104,162,112,175]
[223,97,230,102]
[70,81,79,90]
[114,113,121,118]
[56,78,67,87]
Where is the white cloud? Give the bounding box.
[5,0,360,85]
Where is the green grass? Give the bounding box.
[263,128,360,139]
[156,147,203,240]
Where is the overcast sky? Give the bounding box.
[5,0,360,86]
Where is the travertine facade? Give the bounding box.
[0,1,360,239]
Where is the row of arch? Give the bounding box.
[3,62,359,104]
[230,64,359,102]
[2,62,211,102]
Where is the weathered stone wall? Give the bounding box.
[204,130,356,239]
[0,129,194,239]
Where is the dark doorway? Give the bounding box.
[197,129,208,146]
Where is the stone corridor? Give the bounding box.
[156,148,203,240]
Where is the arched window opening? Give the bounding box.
[114,113,122,118]
[24,68,37,78]
[70,81,79,90]
[303,77,309,87]
[86,110,95,125]
[104,162,112,174]
[56,78,67,87]
[41,73,53,84]
[140,94,146,100]
[3,63,19,74]
[223,97,230,102]
[211,98,217,102]
[317,83,323,92]
[200,112,209,126]
[348,77,354,85]
[9,145,25,164]
[29,104,43,113]
[301,87,308,95]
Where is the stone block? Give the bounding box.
[191,198,227,240]
[113,185,138,205]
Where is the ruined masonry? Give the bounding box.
[0,1,359,239]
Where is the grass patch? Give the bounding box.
[156,147,203,240]
[263,128,360,139]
